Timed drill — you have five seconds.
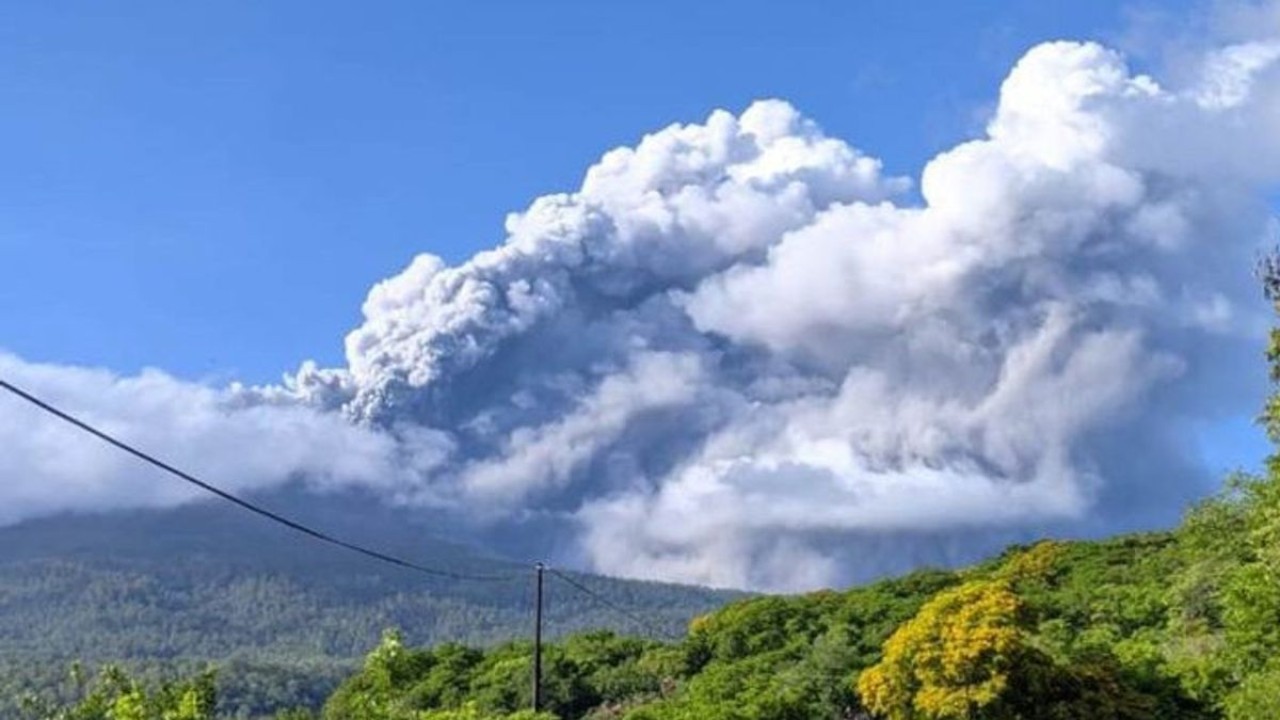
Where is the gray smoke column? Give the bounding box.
[4,35,1280,591]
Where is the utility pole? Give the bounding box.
[533,561,545,714]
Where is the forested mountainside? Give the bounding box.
[0,492,739,718]
[26,469,1280,719]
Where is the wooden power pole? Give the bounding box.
[533,561,545,713]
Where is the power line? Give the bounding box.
[547,567,683,642]
[0,379,520,583]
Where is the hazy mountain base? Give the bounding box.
[0,492,739,718]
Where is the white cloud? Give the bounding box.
[0,353,452,525]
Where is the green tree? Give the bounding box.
[1223,665,1280,720]
[19,665,215,720]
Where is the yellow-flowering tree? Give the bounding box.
[855,580,1029,720]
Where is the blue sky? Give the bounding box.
[0,0,1201,381]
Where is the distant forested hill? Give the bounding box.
[0,491,740,717]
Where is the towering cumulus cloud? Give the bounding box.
[4,35,1280,590]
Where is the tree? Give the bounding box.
[855,579,1030,720]
[1223,665,1280,720]
[19,665,216,720]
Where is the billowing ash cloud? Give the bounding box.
[4,34,1280,591]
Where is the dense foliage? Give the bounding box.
[2,660,351,719]
[17,665,219,720]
